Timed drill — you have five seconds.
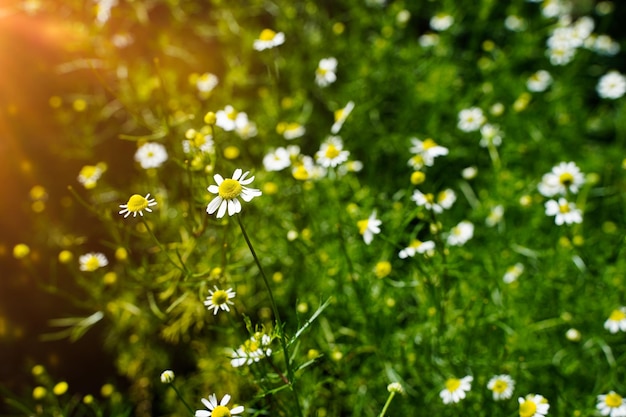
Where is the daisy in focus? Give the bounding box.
[457,107,486,132]
[206,169,262,218]
[604,307,626,333]
[487,374,515,401]
[195,393,244,417]
[518,394,549,417]
[439,376,473,404]
[409,137,448,167]
[253,28,285,51]
[544,198,582,225]
[135,142,168,169]
[331,101,355,134]
[118,193,157,218]
[204,286,236,315]
[398,239,435,259]
[538,162,585,197]
[597,391,626,417]
[231,333,273,367]
[357,211,382,245]
[597,71,626,99]
[315,57,338,87]
[447,221,474,246]
[79,252,108,272]
[315,136,350,168]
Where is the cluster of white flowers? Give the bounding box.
[230,333,273,367]
[215,105,257,139]
[538,162,585,226]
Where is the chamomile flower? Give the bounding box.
[263,147,292,172]
[276,122,306,140]
[203,286,236,315]
[77,164,105,189]
[315,57,338,87]
[440,376,473,404]
[518,394,550,417]
[597,71,626,99]
[195,393,244,417]
[316,136,350,168]
[118,193,157,218]
[457,107,486,132]
[479,124,503,147]
[135,142,168,169]
[182,128,214,154]
[538,162,585,197]
[412,189,455,213]
[160,370,175,384]
[398,239,435,259]
[503,263,524,284]
[196,72,218,94]
[527,70,553,92]
[206,169,262,218]
[409,138,448,166]
[253,28,285,51]
[231,333,272,367]
[604,307,626,333]
[597,391,626,416]
[234,113,257,139]
[79,252,108,272]
[544,198,582,225]
[486,205,504,227]
[447,221,474,246]
[357,211,382,245]
[330,101,354,134]
[487,375,515,400]
[430,13,454,31]
[293,155,326,180]
[215,105,239,132]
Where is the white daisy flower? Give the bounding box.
[331,101,355,134]
[398,239,435,259]
[79,252,108,272]
[234,113,257,139]
[315,136,350,168]
[487,375,515,400]
[527,70,552,92]
[447,221,474,246]
[357,211,382,245]
[277,122,306,140]
[538,162,585,197]
[430,13,454,31]
[215,105,239,132]
[196,72,218,93]
[545,198,583,225]
[316,57,338,87]
[597,71,626,99]
[293,155,326,181]
[479,124,503,147]
[230,333,272,367]
[457,107,486,132]
[418,33,439,47]
[118,193,157,218]
[253,28,285,51]
[503,263,524,284]
[77,164,104,189]
[518,394,550,417]
[182,129,214,154]
[486,205,504,227]
[206,169,262,218]
[440,376,472,404]
[195,393,244,417]
[604,307,626,334]
[409,138,448,166]
[597,391,626,417]
[203,286,236,315]
[263,147,292,172]
[160,370,174,384]
[134,142,168,169]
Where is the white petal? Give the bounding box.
[207,197,223,214]
[232,168,242,180]
[213,174,224,185]
[231,405,245,415]
[227,199,239,216]
[208,185,219,194]
[195,411,210,417]
[217,200,228,218]
[220,394,231,406]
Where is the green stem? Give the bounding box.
[236,214,304,417]
[169,382,194,416]
[378,391,396,417]
[141,218,187,274]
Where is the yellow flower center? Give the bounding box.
[558,202,571,214]
[84,256,101,272]
[243,339,260,353]
[317,67,328,76]
[409,239,423,249]
[357,219,369,235]
[374,261,392,278]
[211,405,232,417]
[80,165,99,179]
[424,193,435,204]
[227,109,237,120]
[492,380,508,394]
[519,399,537,417]
[126,194,149,212]
[192,133,206,148]
[445,378,461,392]
[334,108,345,122]
[609,309,626,321]
[422,138,437,150]
[211,290,229,306]
[259,28,276,41]
[218,179,242,199]
[325,144,341,159]
[559,172,574,186]
[606,392,623,408]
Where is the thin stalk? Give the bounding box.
[169,382,194,416]
[236,214,304,417]
[377,391,396,417]
[141,218,187,274]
